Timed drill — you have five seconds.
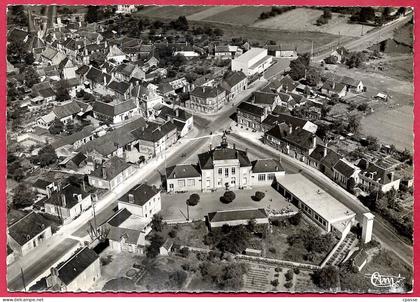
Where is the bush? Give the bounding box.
[180,247,190,258]
[294,268,300,275]
[187,193,200,206]
[253,191,265,201]
[269,247,277,254]
[284,281,293,288]
[289,212,302,226]
[271,279,279,287]
[285,269,294,281]
[220,191,236,204]
[275,267,282,273]
[324,55,338,64]
[168,229,177,238]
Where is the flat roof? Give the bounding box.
[234,47,266,64]
[276,174,356,223]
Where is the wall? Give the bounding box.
[65,258,101,292]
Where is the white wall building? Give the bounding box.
[231,47,273,76]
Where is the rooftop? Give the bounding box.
[208,208,268,223]
[119,183,160,207]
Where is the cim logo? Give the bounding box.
[366,272,405,289]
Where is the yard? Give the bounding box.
[160,186,295,222]
[251,8,375,37]
[154,221,209,249]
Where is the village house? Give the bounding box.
[266,44,298,58]
[308,145,343,180]
[113,62,145,82]
[249,91,280,112]
[357,158,401,193]
[214,45,242,59]
[130,121,178,159]
[333,159,361,189]
[58,152,88,171]
[45,247,100,292]
[106,44,127,63]
[8,212,53,256]
[166,164,202,192]
[188,86,227,113]
[221,71,248,101]
[157,106,193,137]
[41,47,67,66]
[88,156,136,190]
[51,125,97,153]
[160,238,174,256]
[84,66,112,94]
[92,99,138,124]
[261,112,318,134]
[231,47,273,76]
[117,183,161,219]
[104,80,132,100]
[321,80,347,98]
[250,159,285,186]
[108,226,146,254]
[44,183,92,224]
[37,101,83,128]
[58,57,78,80]
[32,178,58,196]
[236,101,268,131]
[116,5,138,13]
[131,83,164,118]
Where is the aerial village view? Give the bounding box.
[6,5,414,293]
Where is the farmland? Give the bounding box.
[252,7,375,37]
[200,6,270,25]
[135,5,210,19]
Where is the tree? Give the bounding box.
[359,7,375,22]
[9,5,28,27]
[365,135,379,151]
[347,177,356,194]
[289,53,310,80]
[90,51,106,68]
[171,16,189,31]
[37,144,58,167]
[86,6,99,23]
[306,68,321,86]
[151,214,163,232]
[324,55,338,64]
[246,218,257,232]
[146,234,164,258]
[313,266,340,289]
[271,279,279,287]
[167,270,188,289]
[49,118,64,135]
[221,191,236,203]
[217,225,250,253]
[347,115,360,133]
[289,212,302,226]
[23,66,40,88]
[12,184,36,209]
[179,247,190,258]
[346,52,365,68]
[187,193,200,206]
[7,41,25,64]
[253,191,265,201]
[397,7,407,16]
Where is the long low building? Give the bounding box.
[207,208,269,229]
[274,174,356,238]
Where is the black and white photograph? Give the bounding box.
[6,5,414,293]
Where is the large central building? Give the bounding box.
[231,47,273,76]
[166,134,285,192]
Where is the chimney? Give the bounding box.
[128,193,134,203]
[233,143,236,149]
[102,166,107,179]
[312,135,316,149]
[175,108,179,117]
[82,180,86,192]
[323,142,328,157]
[209,143,212,151]
[61,194,66,207]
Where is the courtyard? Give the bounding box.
[160,185,296,222]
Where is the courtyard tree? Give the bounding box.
[151,213,164,232]
[221,191,236,204]
[358,7,375,22]
[55,87,70,102]
[37,144,58,167]
[305,68,321,86]
[347,115,361,133]
[246,218,257,232]
[146,233,164,258]
[187,193,200,206]
[23,66,40,88]
[289,212,302,226]
[289,53,311,81]
[253,191,265,201]
[49,118,64,135]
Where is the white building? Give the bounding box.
[231,47,273,76]
[117,183,161,219]
[116,5,137,14]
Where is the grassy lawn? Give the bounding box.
[202,6,270,25]
[156,221,209,249]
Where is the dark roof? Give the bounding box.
[320,148,342,169]
[161,238,174,250]
[158,106,191,122]
[208,208,268,223]
[33,178,53,189]
[106,208,132,227]
[90,157,132,181]
[8,212,51,246]
[45,184,89,209]
[76,65,90,76]
[360,161,394,185]
[119,183,160,207]
[266,125,318,151]
[38,87,56,98]
[108,227,141,245]
[237,101,265,117]
[198,146,251,170]
[70,152,87,166]
[253,91,278,105]
[321,80,346,93]
[85,67,111,85]
[93,100,136,117]
[51,125,95,149]
[107,81,130,95]
[334,159,356,178]
[222,71,247,90]
[190,86,225,99]
[53,101,81,119]
[131,121,177,143]
[166,164,201,179]
[262,113,307,129]
[251,159,283,173]
[279,75,298,91]
[7,245,13,256]
[57,247,99,285]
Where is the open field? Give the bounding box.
[187,6,234,21]
[135,6,210,19]
[252,8,375,37]
[201,6,270,25]
[360,105,413,151]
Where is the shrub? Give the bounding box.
[221,191,236,203]
[284,281,293,288]
[180,247,190,258]
[253,191,265,201]
[168,229,177,238]
[275,267,282,273]
[269,247,277,254]
[187,193,200,206]
[294,268,300,275]
[285,269,294,281]
[289,212,302,226]
[271,279,279,287]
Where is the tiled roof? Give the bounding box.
[237,101,265,117]
[106,208,132,227]
[158,106,191,122]
[33,178,53,189]
[222,71,247,90]
[131,121,177,143]
[107,80,130,95]
[53,101,81,119]
[51,125,95,149]
[57,247,99,285]
[108,226,141,245]
[166,164,201,179]
[190,86,225,99]
[93,100,136,117]
[90,156,131,181]
[44,184,89,209]
[253,91,278,105]
[8,212,51,246]
[262,113,307,129]
[85,67,111,85]
[208,208,268,223]
[198,147,251,170]
[334,159,357,178]
[119,183,160,207]
[251,159,283,173]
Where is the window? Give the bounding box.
[268,173,275,180]
[218,168,222,175]
[217,179,222,187]
[225,168,229,177]
[258,174,266,181]
[206,179,211,188]
[231,167,236,174]
[187,179,195,187]
[169,184,174,189]
[231,177,236,185]
[243,177,247,185]
[177,180,185,187]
